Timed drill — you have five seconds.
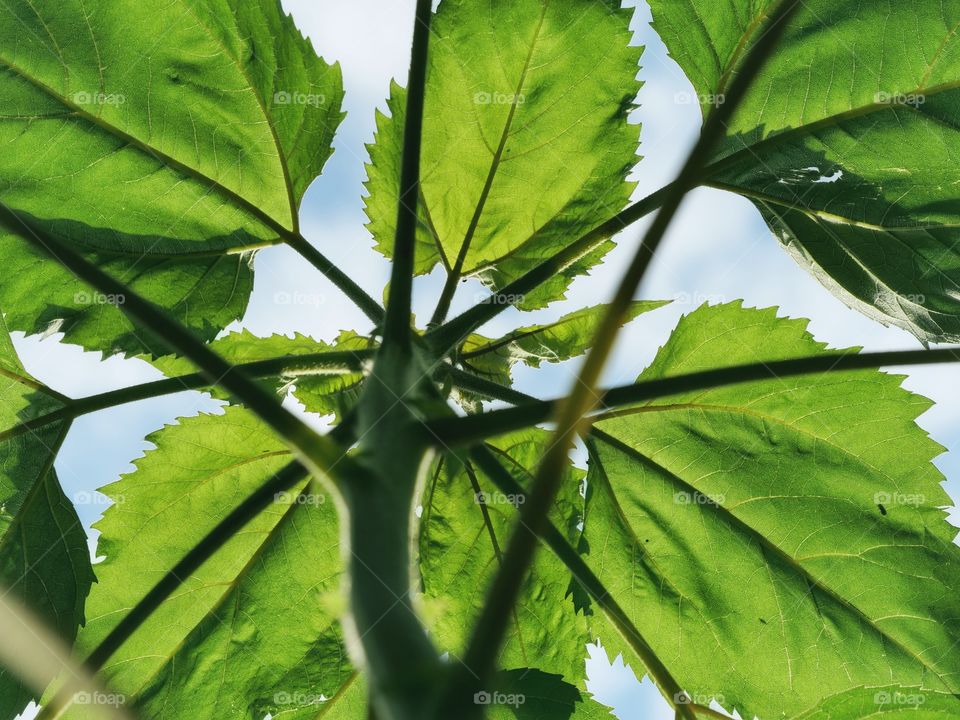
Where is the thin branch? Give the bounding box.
[0,203,350,480]
[3,349,372,443]
[446,366,537,406]
[452,0,800,706]
[36,462,312,720]
[430,346,960,446]
[383,0,434,348]
[468,445,697,720]
[426,183,674,354]
[72,349,373,415]
[286,232,385,325]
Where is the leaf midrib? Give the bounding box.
[174,0,300,232]
[445,0,551,277]
[0,52,294,246]
[99,475,325,707]
[706,77,960,175]
[590,427,957,692]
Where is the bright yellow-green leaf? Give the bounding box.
[365,0,641,308]
[68,408,351,720]
[583,302,960,718]
[0,0,344,355]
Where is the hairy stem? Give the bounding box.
[445,366,537,406]
[447,1,800,711]
[383,0,434,348]
[286,231,385,325]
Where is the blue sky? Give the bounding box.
[12,1,960,718]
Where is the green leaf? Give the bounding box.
[0,241,255,358]
[68,407,351,719]
[460,301,669,386]
[796,686,960,719]
[0,0,344,355]
[650,0,960,342]
[419,431,603,702]
[292,332,374,421]
[364,0,641,308]
[307,673,366,719]
[482,668,613,720]
[582,302,960,718]
[0,315,93,718]
[152,328,374,421]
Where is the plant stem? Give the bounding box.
[5,349,373,444]
[446,367,537,406]
[383,0,434,349]
[286,232,385,325]
[426,183,674,353]
[468,445,698,720]
[430,346,960,445]
[73,350,372,414]
[345,349,445,719]
[448,0,801,709]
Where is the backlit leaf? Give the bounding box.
[650,0,960,341]
[583,302,960,718]
[67,407,351,719]
[0,315,92,718]
[0,0,344,355]
[364,0,641,308]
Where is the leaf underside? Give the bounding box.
[0,0,344,357]
[66,407,351,720]
[0,315,93,717]
[650,0,960,342]
[364,0,642,309]
[583,302,960,718]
